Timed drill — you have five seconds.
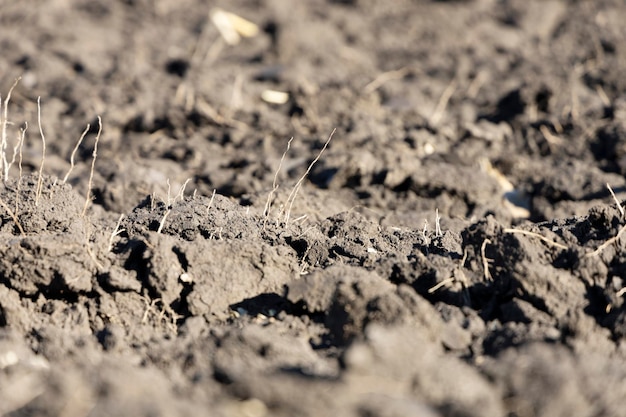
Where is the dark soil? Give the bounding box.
[2,0,626,416]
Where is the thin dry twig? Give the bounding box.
[585,223,626,258]
[155,178,191,232]
[82,116,102,216]
[428,249,471,304]
[176,178,191,202]
[206,189,216,214]
[157,209,171,234]
[284,129,335,224]
[291,214,308,223]
[140,296,180,334]
[467,71,487,98]
[429,79,457,126]
[8,122,26,174]
[264,137,293,218]
[83,222,104,270]
[0,195,25,236]
[62,123,90,184]
[539,125,563,152]
[35,97,47,206]
[17,123,26,177]
[363,67,411,94]
[503,228,569,250]
[165,178,172,206]
[299,244,312,275]
[595,84,610,107]
[607,182,624,218]
[435,208,442,237]
[208,226,223,240]
[142,298,160,324]
[428,277,455,294]
[1,77,21,182]
[14,123,27,215]
[108,214,125,252]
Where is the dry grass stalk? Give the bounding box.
[157,209,171,234]
[35,97,47,206]
[82,116,102,216]
[142,298,159,323]
[264,137,293,218]
[83,222,104,270]
[539,125,562,150]
[206,189,216,214]
[606,182,624,218]
[14,123,27,215]
[0,195,25,236]
[283,129,336,224]
[156,178,191,233]
[428,249,470,305]
[165,178,172,205]
[108,213,125,252]
[1,78,21,182]
[157,179,173,234]
[467,71,487,98]
[428,277,455,294]
[364,67,411,95]
[8,122,27,174]
[585,223,626,258]
[503,228,569,250]
[62,123,91,184]
[176,178,191,202]
[141,297,181,334]
[208,226,223,240]
[429,79,457,126]
[595,84,610,107]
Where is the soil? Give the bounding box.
[1,0,626,416]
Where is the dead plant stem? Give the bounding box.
[157,209,170,234]
[585,223,626,258]
[429,79,456,126]
[108,214,125,252]
[82,116,102,216]
[0,195,25,236]
[35,97,46,206]
[606,183,624,218]
[13,123,27,216]
[284,129,335,224]
[363,67,411,94]
[62,123,90,184]
[264,137,293,218]
[1,78,20,182]
[206,189,216,214]
[503,228,569,250]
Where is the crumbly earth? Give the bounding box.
[2,0,626,416]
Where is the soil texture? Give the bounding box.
[2,0,626,416]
